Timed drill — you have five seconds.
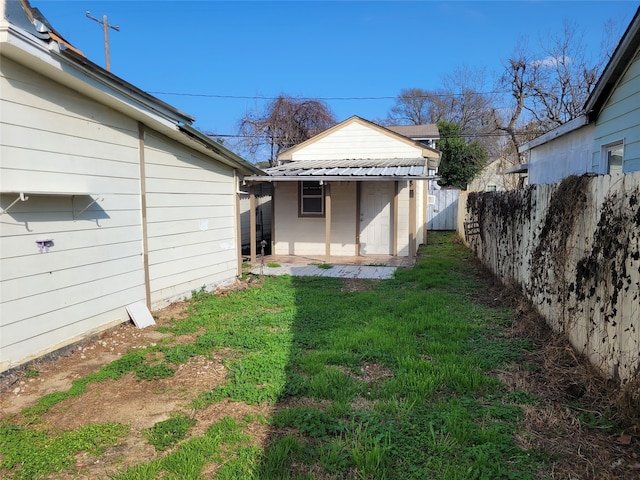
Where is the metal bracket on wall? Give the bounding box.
[0,192,29,215]
[72,195,103,220]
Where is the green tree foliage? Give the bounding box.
[437,121,487,189]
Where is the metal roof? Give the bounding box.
[262,158,431,179]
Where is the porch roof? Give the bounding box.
[245,158,440,182]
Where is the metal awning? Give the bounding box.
[244,158,439,182]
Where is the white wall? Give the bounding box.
[239,184,272,251]
[273,182,357,256]
[528,124,595,185]
[0,58,146,371]
[0,57,245,372]
[591,50,640,174]
[143,132,239,308]
[396,181,410,256]
[272,180,422,258]
[291,122,423,160]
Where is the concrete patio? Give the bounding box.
[248,255,415,280]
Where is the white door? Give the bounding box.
[360,182,393,255]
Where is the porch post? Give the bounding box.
[271,182,276,255]
[250,186,257,262]
[409,180,416,257]
[235,172,243,276]
[393,181,399,256]
[325,182,332,262]
[423,180,428,245]
[355,182,361,256]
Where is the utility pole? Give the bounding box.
[85,11,119,72]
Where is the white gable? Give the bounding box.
[291,122,423,161]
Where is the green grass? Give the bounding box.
[0,422,129,479]
[146,412,197,451]
[0,232,554,479]
[310,262,333,269]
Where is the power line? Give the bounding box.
[207,130,545,140]
[148,91,510,101]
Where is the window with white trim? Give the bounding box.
[299,181,325,216]
[604,142,624,175]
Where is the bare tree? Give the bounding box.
[238,95,336,166]
[498,22,612,163]
[387,68,503,163]
[386,88,433,125]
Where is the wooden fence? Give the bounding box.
[458,172,640,383]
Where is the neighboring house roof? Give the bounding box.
[585,7,640,121]
[519,6,640,155]
[261,157,436,181]
[385,124,439,140]
[518,115,589,152]
[1,0,264,177]
[277,116,441,161]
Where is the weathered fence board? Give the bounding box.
[458,172,640,382]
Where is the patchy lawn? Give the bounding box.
[1,232,638,479]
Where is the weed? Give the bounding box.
[24,366,39,379]
[311,262,334,269]
[0,422,128,479]
[190,285,209,302]
[272,406,344,438]
[576,408,620,433]
[266,262,281,268]
[145,413,196,451]
[134,361,175,381]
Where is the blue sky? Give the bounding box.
[32,1,638,146]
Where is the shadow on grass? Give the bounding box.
[0,233,550,480]
[242,231,546,479]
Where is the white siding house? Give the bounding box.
[0,0,263,372]
[519,7,640,183]
[245,117,440,260]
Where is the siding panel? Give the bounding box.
[0,58,145,372]
[143,132,239,305]
[292,123,423,161]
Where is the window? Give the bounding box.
[299,181,324,216]
[604,142,624,175]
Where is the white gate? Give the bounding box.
[427,188,460,230]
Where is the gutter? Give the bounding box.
[244,175,441,183]
[518,115,589,153]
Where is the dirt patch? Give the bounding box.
[340,278,379,292]
[42,355,227,432]
[0,323,172,416]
